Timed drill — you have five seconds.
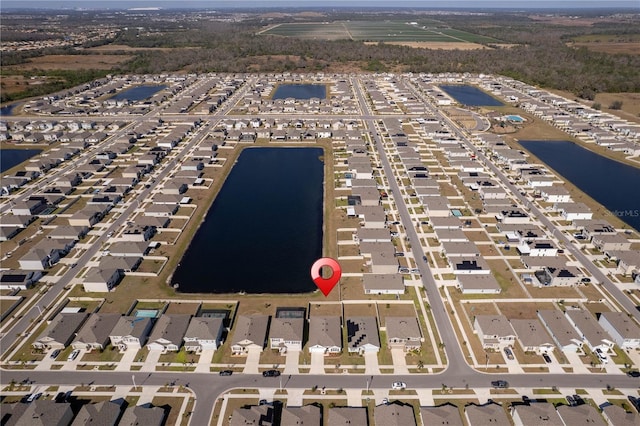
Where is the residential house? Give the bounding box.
[598,311,640,350]
[0,270,42,290]
[346,317,380,354]
[386,317,423,351]
[511,402,563,426]
[510,319,555,354]
[119,406,165,426]
[363,274,405,295]
[109,316,154,351]
[230,315,269,354]
[537,310,583,353]
[183,316,225,352]
[592,234,632,252]
[281,406,321,426]
[457,275,501,294]
[72,313,122,351]
[308,316,342,355]
[554,202,593,221]
[473,315,516,349]
[269,316,305,353]
[32,313,89,350]
[70,401,122,426]
[19,248,61,270]
[420,404,463,426]
[375,403,417,426]
[8,400,74,426]
[82,268,122,292]
[229,405,274,426]
[601,404,640,426]
[327,407,368,426]
[556,404,607,426]
[147,314,191,352]
[464,402,510,426]
[565,309,614,352]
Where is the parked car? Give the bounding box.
[391,382,407,390]
[572,394,585,406]
[259,399,268,405]
[566,395,577,406]
[542,353,552,363]
[262,370,280,377]
[491,380,509,389]
[504,347,514,360]
[67,349,80,361]
[26,392,42,403]
[219,370,233,376]
[627,370,640,378]
[50,349,61,359]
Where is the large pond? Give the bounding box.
[109,85,166,101]
[172,147,324,293]
[273,84,327,100]
[440,85,504,106]
[1,149,42,173]
[520,140,640,231]
[0,103,19,116]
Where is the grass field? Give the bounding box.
[7,54,132,71]
[261,21,501,45]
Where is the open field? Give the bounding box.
[261,21,501,44]
[364,41,488,50]
[567,42,640,55]
[7,54,132,71]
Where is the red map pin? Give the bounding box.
[311,257,342,297]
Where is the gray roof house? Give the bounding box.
[537,310,583,353]
[280,405,321,426]
[565,309,614,352]
[82,268,122,293]
[119,405,165,426]
[363,274,405,295]
[556,404,606,426]
[308,316,342,354]
[109,316,154,351]
[464,402,510,426]
[229,405,274,426]
[147,314,191,352]
[601,404,640,426]
[473,315,516,349]
[269,316,305,353]
[511,402,563,426]
[183,316,225,352]
[420,403,464,426]
[375,403,417,426]
[346,317,380,354]
[72,313,122,351]
[327,407,368,426]
[509,319,555,354]
[32,312,89,350]
[230,315,269,354]
[598,311,640,350]
[10,400,74,426]
[386,317,423,351]
[71,401,122,426]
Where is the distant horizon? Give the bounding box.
[2,0,639,10]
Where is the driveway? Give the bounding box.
[283,350,300,374]
[364,352,380,375]
[309,352,325,375]
[390,348,409,374]
[142,350,162,372]
[195,349,214,373]
[242,347,261,374]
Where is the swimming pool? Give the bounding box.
[135,309,159,318]
[451,209,463,217]
[506,115,524,122]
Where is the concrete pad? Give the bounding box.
[141,350,162,372]
[309,352,325,375]
[287,388,304,406]
[195,349,214,373]
[364,351,380,375]
[243,348,260,374]
[346,389,362,406]
[564,351,590,374]
[390,347,409,374]
[416,389,434,406]
[115,348,138,372]
[283,350,300,375]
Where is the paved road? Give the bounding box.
[403,79,640,324]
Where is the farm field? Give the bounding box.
[261,21,502,44]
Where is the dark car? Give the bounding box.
[542,353,552,363]
[572,394,585,406]
[627,370,640,378]
[566,395,577,406]
[491,380,509,389]
[262,369,281,377]
[219,370,233,376]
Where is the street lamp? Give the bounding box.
[36,305,43,316]
[132,375,137,391]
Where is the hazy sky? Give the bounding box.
[2,0,639,9]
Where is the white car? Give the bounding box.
[68,349,80,361]
[391,382,407,390]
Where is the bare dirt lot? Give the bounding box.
[8,54,132,71]
[567,42,640,55]
[0,74,63,96]
[364,41,489,50]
